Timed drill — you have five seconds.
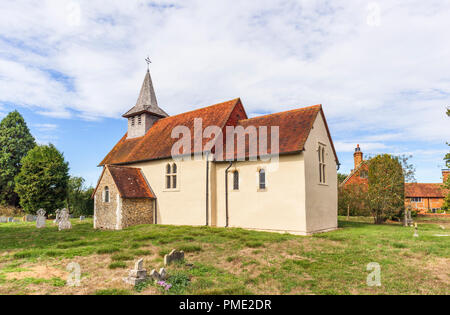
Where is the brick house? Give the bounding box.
[93,67,340,234]
[341,145,449,214]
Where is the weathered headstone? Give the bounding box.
[58,208,72,231]
[164,249,185,266]
[123,258,148,286]
[413,223,419,238]
[79,216,85,221]
[54,209,62,224]
[25,214,37,222]
[36,209,46,229]
[7,217,14,223]
[150,268,168,282]
[0,217,7,223]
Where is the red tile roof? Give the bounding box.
[92,166,155,199]
[100,99,244,166]
[222,104,338,162]
[99,99,339,165]
[405,183,446,198]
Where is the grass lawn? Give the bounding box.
[0,217,448,295]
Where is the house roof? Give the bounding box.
[405,183,446,198]
[341,160,368,186]
[100,99,339,166]
[222,105,339,163]
[93,166,155,199]
[122,70,169,118]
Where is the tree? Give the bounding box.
[367,154,405,224]
[14,144,69,214]
[338,183,370,218]
[0,111,36,206]
[337,173,348,185]
[67,176,94,216]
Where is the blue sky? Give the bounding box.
[0,0,449,186]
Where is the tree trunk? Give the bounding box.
[347,205,350,221]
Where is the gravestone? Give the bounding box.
[7,217,14,223]
[164,249,185,266]
[58,208,72,231]
[79,216,85,221]
[54,209,61,224]
[0,217,7,223]
[150,268,168,282]
[25,214,37,222]
[413,223,419,238]
[404,210,414,227]
[36,209,46,229]
[123,258,148,286]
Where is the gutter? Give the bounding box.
[225,161,233,228]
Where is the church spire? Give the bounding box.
[122,66,168,119]
[123,61,169,139]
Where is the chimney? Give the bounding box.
[443,169,450,183]
[354,144,363,169]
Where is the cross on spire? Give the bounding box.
[145,56,151,71]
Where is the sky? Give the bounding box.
[0,0,449,187]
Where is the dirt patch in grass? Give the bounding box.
[426,257,450,286]
[5,265,67,281]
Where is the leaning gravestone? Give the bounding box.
[123,259,148,286]
[36,209,46,229]
[164,249,185,266]
[58,209,72,231]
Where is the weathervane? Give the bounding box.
[145,56,151,71]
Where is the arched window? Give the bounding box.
[259,169,266,190]
[166,163,178,189]
[233,171,239,190]
[104,186,110,203]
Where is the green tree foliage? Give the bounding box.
[338,183,370,217]
[14,144,69,214]
[67,176,94,216]
[368,154,405,224]
[337,173,348,185]
[0,111,36,206]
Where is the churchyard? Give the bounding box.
[0,217,448,295]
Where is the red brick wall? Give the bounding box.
[405,197,444,213]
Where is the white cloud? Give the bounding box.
[0,0,449,177]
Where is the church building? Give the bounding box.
[93,67,339,235]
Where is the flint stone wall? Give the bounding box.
[94,168,119,230]
[122,198,153,229]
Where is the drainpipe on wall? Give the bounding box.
[225,161,233,228]
[206,152,210,226]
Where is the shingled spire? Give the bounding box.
[123,70,168,119]
[123,69,169,139]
